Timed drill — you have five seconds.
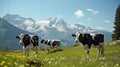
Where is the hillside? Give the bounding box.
[0,43,120,67]
[0,18,33,50]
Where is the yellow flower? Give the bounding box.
[19,64,24,67]
[0,61,6,65]
[14,62,17,65]
[3,57,7,60]
[4,65,8,67]
[7,62,11,65]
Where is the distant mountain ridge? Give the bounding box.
[3,14,112,44]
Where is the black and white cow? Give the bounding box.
[16,34,39,57]
[72,32,104,58]
[41,39,61,53]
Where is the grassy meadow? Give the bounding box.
[0,42,120,67]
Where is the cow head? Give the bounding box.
[41,39,45,44]
[72,32,82,43]
[23,34,30,40]
[16,34,25,45]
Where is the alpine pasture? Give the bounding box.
[0,41,120,67]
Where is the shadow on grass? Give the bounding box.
[27,61,44,67]
[50,49,63,53]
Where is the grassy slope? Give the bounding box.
[0,43,120,67]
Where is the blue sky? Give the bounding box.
[0,0,120,32]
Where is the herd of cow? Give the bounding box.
[16,32,104,58]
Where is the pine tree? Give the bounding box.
[112,5,120,40]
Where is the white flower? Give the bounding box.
[55,62,58,64]
[114,64,119,67]
[48,61,51,64]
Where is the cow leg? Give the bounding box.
[97,43,104,57]
[56,44,61,50]
[31,46,39,57]
[97,47,100,58]
[58,45,61,49]
[22,46,29,57]
[83,45,90,58]
[100,43,104,56]
[24,49,28,57]
[22,47,26,57]
[45,45,49,54]
[35,46,39,57]
[26,46,30,57]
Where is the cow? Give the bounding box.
[72,32,104,58]
[16,34,39,57]
[40,39,61,53]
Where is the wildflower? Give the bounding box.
[79,62,82,64]
[99,57,106,60]
[114,64,119,67]
[14,62,17,65]
[7,62,11,65]
[4,65,8,67]
[19,64,24,67]
[55,62,58,64]
[101,66,104,67]
[4,57,7,60]
[0,61,6,65]
[48,61,51,64]
[25,63,29,66]
[65,66,67,67]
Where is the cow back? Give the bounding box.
[93,33,104,45]
[79,33,92,45]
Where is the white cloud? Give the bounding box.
[74,10,84,17]
[24,20,35,32]
[87,9,99,14]
[24,20,34,27]
[35,20,50,26]
[35,20,50,30]
[95,27,104,30]
[26,27,35,32]
[104,20,110,23]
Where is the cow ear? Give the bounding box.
[16,36,20,39]
[72,34,76,37]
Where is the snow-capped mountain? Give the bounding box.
[3,13,36,32]
[3,14,112,44]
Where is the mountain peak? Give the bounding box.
[4,13,20,18]
[49,17,65,23]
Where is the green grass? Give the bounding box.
[0,44,120,67]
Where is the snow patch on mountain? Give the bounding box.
[35,20,50,31]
